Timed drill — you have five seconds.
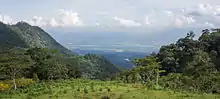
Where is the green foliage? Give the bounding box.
[0,82,10,91]
[0,48,33,90]
[119,55,163,88]
[84,88,88,94]
[107,87,111,92]
[77,88,80,92]
[0,21,73,55]
[0,79,219,99]
[118,29,220,94]
[33,73,39,82]
[99,88,102,92]
[0,22,120,83]
[101,96,110,99]
[83,53,120,80]
[26,48,68,80]
[15,78,35,88]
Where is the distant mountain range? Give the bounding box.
[74,49,149,68]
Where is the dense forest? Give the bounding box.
[0,47,120,89]
[119,29,220,93]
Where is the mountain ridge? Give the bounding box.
[0,21,121,79]
[0,21,73,55]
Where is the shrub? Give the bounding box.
[33,73,39,82]
[77,88,80,92]
[16,78,35,88]
[71,85,75,89]
[159,73,220,93]
[90,82,94,90]
[63,89,68,94]
[117,94,123,99]
[84,88,88,94]
[26,94,33,99]
[107,88,111,92]
[101,96,110,99]
[0,82,10,91]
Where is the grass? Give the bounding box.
[0,79,219,99]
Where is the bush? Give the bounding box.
[90,82,94,90]
[159,73,189,90]
[0,82,10,91]
[107,88,111,92]
[84,88,88,94]
[159,73,220,93]
[16,78,35,88]
[77,88,80,92]
[101,96,110,99]
[33,73,39,82]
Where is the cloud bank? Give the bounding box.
[1,3,220,30]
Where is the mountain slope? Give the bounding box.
[0,21,120,79]
[83,54,121,79]
[0,21,73,55]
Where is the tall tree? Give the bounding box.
[0,48,33,90]
[26,48,68,80]
[134,56,164,86]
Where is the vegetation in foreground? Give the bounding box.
[0,79,219,99]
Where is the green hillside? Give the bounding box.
[0,21,73,55]
[0,22,120,80]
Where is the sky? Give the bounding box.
[1,0,220,29]
[1,0,220,52]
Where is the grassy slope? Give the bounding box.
[1,79,219,99]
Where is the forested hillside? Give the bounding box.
[0,21,120,83]
[119,29,220,93]
[0,21,73,55]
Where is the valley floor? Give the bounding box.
[0,79,219,99]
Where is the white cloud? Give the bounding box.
[27,16,46,26]
[58,9,84,27]
[145,16,151,25]
[48,18,59,27]
[184,16,196,24]
[95,22,100,26]
[198,4,212,11]
[186,4,220,17]
[1,3,220,30]
[0,14,14,24]
[213,7,220,16]
[164,11,174,17]
[114,16,141,27]
[172,16,196,27]
[204,22,215,28]
[173,18,184,27]
[23,10,84,27]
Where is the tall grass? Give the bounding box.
[0,79,219,99]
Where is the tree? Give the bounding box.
[26,48,68,80]
[184,50,217,77]
[119,69,132,83]
[41,57,68,80]
[66,56,82,79]
[0,48,33,90]
[134,55,164,86]
[158,44,180,74]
